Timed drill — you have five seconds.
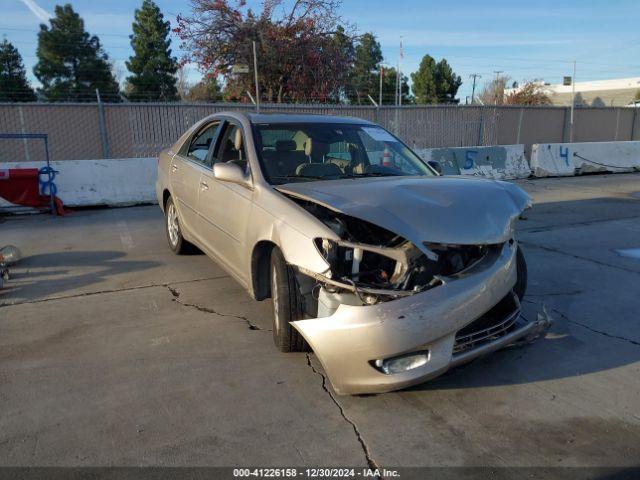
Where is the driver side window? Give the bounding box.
[185,121,221,167]
[214,123,248,172]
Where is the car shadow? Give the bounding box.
[0,250,162,303]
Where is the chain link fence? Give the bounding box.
[1,103,638,161]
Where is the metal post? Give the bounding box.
[18,106,31,162]
[469,73,481,104]
[614,108,620,140]
[569,61,576,142]
[95,89,109,158]
[631,107,637,140]
[43,135,55,215]
[252,41,260,114]
[477,109,484,145]
[516,107,524,144]
[379,66,383,107]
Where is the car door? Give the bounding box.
[197,120,254,283]
[170,120,222,242]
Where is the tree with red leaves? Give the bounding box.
[175,0,354,103]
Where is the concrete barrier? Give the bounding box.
[415,145,530,179]
[531,141,640,177]
[0,158,157,207]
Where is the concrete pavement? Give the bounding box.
[1,173,640,469]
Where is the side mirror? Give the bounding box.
[213,162,252,188]
[427,160,442,174]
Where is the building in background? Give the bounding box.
[505,77,640,107]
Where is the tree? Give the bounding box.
[126,0,178,101]
[434,59,461,103]
[349,32,382,104]
[187,76,222,102]
[175,0,355,103]
[504,81,551,106]
[411,55,436,103]
[478,75,510,105]
[634,89,640,102]
[34,4,120,102]
[380,66,412,105]
[411,55,461,104]
[0,40,36,102]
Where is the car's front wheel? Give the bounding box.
[270,247,309,352]
[514,246,527,301]
[164,196,191,255]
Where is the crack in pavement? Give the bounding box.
[166,285,265,331]
[0,275,229,308]
[524,299,640,347]
[527,289,585,297]
[305,353,379,470]
[551,308,640,347]
[519,241,640,276]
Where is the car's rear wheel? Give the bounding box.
[165,196,190,255]
[514,246,527,301]
[270,247,309,352]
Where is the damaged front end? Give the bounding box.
[289,196,496,316]
[273,179,544,395]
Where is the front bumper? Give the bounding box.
[292,241,540,395]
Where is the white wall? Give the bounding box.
[416,144,530,179]
[530,141,640,177]
[0,158,157,207]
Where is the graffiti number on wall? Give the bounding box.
[559,146,570,166]
[464,150,478,169]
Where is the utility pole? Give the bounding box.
[398,37,403,107]
[469,73,481,103]
[252,41,260,113]
[493,71,503,104]
[379,66,383,106]
[570,60,576,142]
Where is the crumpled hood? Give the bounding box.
[276,176,532,245]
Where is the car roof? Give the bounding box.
[245,113,376,125]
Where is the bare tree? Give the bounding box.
[478,75,510,105]
[176,64,191,100]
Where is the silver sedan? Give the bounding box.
[156,111,546,395]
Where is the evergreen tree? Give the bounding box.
[350,32,382,104]
[126,0,178,101]
[434,59,461,104]
[411,54,437,104]
[411,54,461,104]
[34,4,120,102]
[0,40,37,102]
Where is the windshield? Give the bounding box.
[252,122,435,185]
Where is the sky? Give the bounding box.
[2,0,639,102]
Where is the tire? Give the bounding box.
[270,247,309,352]
[164,196,191,255]
[514,246,528,301]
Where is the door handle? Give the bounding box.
[171,164,178,172]
[200,181,209,190]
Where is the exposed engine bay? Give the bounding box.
[284,194,496,316]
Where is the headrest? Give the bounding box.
[275,140,296,152]
[234,128,243,151]
[304,138,312,156]
[296,162,343,178]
